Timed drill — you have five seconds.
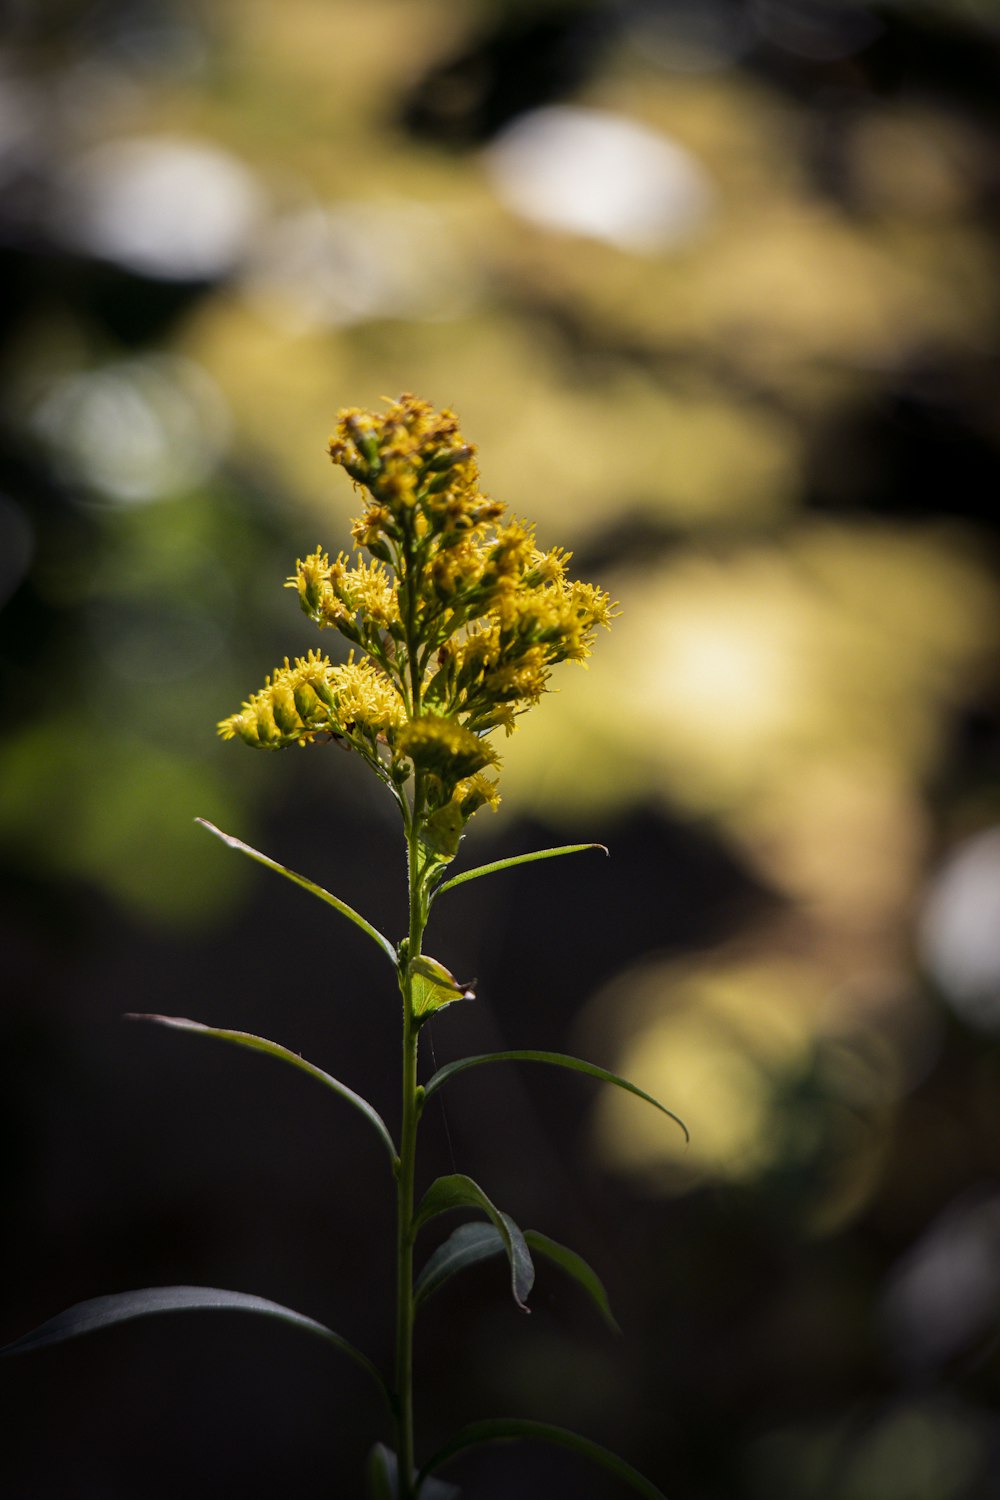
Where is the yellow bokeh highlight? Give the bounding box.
[584,950,904,1231]
[499,522,998,929]
[587,955,826,1188]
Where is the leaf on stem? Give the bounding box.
[524,1231,620,1334]
[409,954,475,1022]
[127,1014,399,1168]
[414,1222,505,1308]
[0,1286,388,1401]
[367,1444,397,1500]
[412,1175,534,1312]
[367,1444,461,1500]
[196,818,397,963]
[433,843,608,900]
[423,1051,689,1142]
[418,1417,668,1500]
[415,1224,619,1332]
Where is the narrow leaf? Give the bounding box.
[524,1231,620,1334]
[413,1175,534,1311]
[128,1014,398,1168]
[415,1222,506,1308]
[419,1418,668,1500]
[409,954,475,1022]
[0,1285,387,1400]
[433,843,607,900]
[197,818,396,962]
[423,1051,689,1142]
[416,1225,620,1333]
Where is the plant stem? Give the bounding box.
[395,776,425,1498]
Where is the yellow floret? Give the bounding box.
[394,716,498,782]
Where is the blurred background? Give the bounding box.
[2,0,1000,1495]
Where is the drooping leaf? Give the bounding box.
[418,1417,668,1500]
[197,818,396,962]
[128,1014,398,1168]
[409,954,475,1022]
[414,1224,619,1333]
[433,843,608,900]
[412,1175,534,1311]
[367,1445,461,1500]
[524,1231,620,1334]
[414,1222,506,1309]
[423,1051,688,1142]
[0,1286,388,1401]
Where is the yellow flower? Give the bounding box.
[289,549,399,637]
[225,392,614,846]
[393,716,499,783]
[218,652,403,750]
[328,393,495,555]
[333,656,405,734]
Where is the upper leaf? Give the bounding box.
[408,954,476,1022]
[128,1014,399,1168]
[197,819,396,963]
[433,842,608,901]
[423,1050,689,1142]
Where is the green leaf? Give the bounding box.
[409,954,475,1022]
[433,843,608,900]
[413,1175,534,1311]
[127,1014,399,1168]
[196,818,396,963]
[420,802,465,860]
[367,1444,397,1500]
[367,1445,461,1500]
[418,1418,668,1500]
[415,1224,620,1333]
[524,1231,620,1334]
[423,1051,689,1143]
[414,1222,506,1309]
[0,1285,388,1401]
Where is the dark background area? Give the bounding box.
[2,1,1000,1496]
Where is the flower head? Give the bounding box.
[221,394,614,857]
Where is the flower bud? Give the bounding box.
[270,682,301,736]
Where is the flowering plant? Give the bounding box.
[2,395,684,1498]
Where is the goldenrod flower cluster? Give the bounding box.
[219,394,613,857]
[218,651,405,749]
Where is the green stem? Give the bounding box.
[395,519,432,1498]
[395,775,425,1498]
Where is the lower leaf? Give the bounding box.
[418,1417,668,1500]
[367,1445,461,1500]
[0,1285,388,1404]
[367,1443,398,1500]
